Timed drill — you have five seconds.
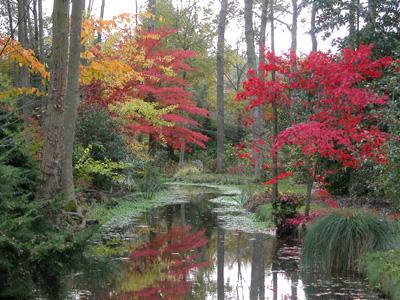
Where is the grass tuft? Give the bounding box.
[301,209,399,273]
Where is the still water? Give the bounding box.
[63,185,383,300]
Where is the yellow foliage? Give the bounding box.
[109,98,176,128]
[0,37,49,80]
[0,87,42,101]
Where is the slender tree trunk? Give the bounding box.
[38,0,47,121]
[6,0,14,39]
[61,0,85,203]
[349,0,356,49]
[148,0,156,31]
[270,0,279,202]
[259,0,268,61]
[6,0,18,87]
[291,0,298,53]
[38,0,44,61]
[86,0,94,15]
[310,0,318,51]
[26,1,34,49]
[32,0,39,56]
[36,0,70,201]
[367,0,376,27]
[96,0,105,42]
[304,161,316,217]
[216,0,228,173]
[244,0,263,180]
[305,172,313,217]
[17,0,31,146]
[179,140,185,165]
[135,0,139,26]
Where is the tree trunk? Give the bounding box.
[179,141,185,165]
[305,171,313,217]
[17,0,31,146]
[6,0,14,39]
[216,0,228,173]
[148,0,156,32]
[38,0,47,121]
[61,0,85,203]
[270,0,279,202]
[259,0,268,61]
[86,0,94,15]
[32,0,40,56]
[244,0,263,180]
[349,0,356,49]
[96,0,105,42]
[367,0,376,27]
[310,0,318,51]
[36,0,70,201]
[291,0,298,53]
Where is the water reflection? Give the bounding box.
[61,186,382,300]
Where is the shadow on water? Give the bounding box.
[42,185,383,299]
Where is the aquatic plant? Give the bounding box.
[301,209,399,273]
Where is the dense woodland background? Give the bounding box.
[0,0,399,298]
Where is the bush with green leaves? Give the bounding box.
[76,104,127,162]
[74,144,132,190]
[0,158,95,298]
[301,210,399,273]
[361,249,400,299]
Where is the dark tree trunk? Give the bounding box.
[32,0,39,56]
[270,0,279,202]
[367,0,377,27]
[244,0,264,180]
[6,0,14,39]
[216,0,228,173]
[96,0,105,42]
[349,0,356,48]
[310,0,318,51]
[17,0,31,146]
[61,0,85,203]
[36,0,70,200]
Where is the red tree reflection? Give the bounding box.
[115,226,209,300]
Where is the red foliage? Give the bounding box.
[82,28,209,150]
[118,226,209,300]
[237,45,393,184]
[274,45,391,169]
[264,172,294,185]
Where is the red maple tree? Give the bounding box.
[82,27,209,150]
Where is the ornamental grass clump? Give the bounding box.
[301,209,399,273]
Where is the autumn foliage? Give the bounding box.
[237,45,393,184]
[116,226,209,300]
[80,16,209,150]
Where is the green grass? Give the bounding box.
[173,172,256,185]
[301,209,399,273]
[362,249,400,299]
[87,190,172,225]
[278,178,307,195]
[172,172,307,194]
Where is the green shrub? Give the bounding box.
[76,104,127,162]
[301,210,399,273]
[361,249,400,299]
[0,182,96,298]
[74,144,131,190]
[174,164,201,178]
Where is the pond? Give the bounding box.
[59,184,383,299]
